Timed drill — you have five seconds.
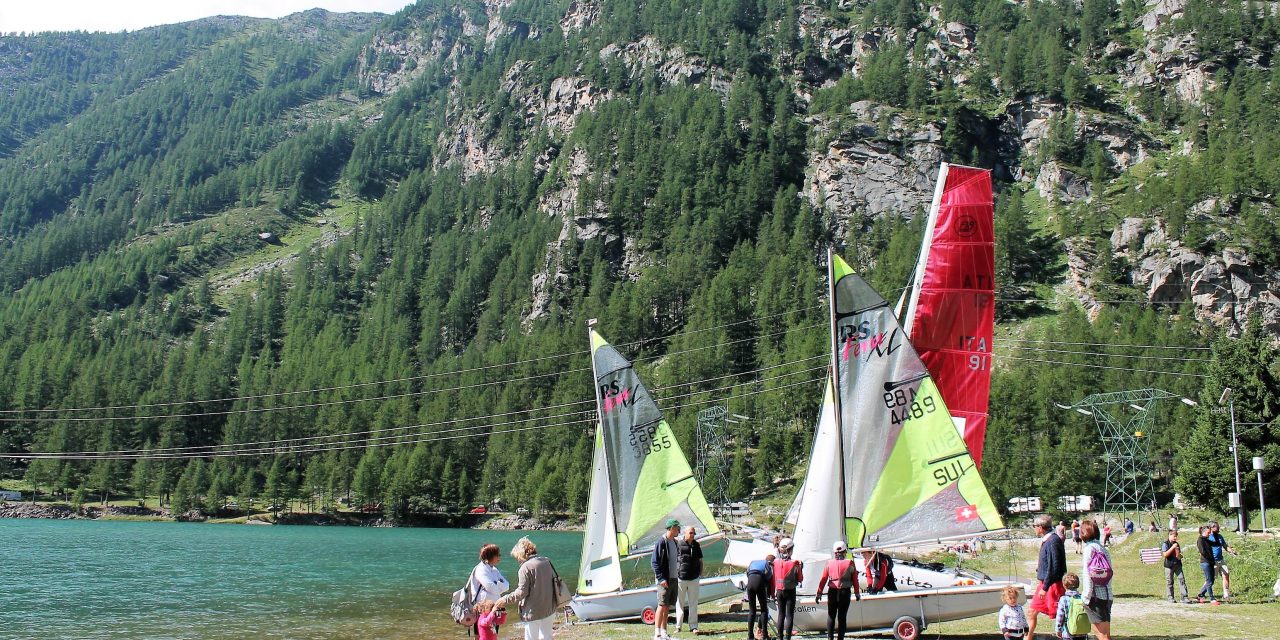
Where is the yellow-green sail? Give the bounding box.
[829,255,1002,548]
[588,327,719,558]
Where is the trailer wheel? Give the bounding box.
[892,615,920,640]
[641,606,656,625]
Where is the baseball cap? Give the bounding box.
[666,518,681,529]
[778,537,794,550]
[832,541,847,553]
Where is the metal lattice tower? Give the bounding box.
[696,406,731,508]
[1057,389,1188,519]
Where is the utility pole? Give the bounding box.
[1220,388,1246,533]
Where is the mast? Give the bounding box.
[903,162,949,336]
[825,247,848,537]
[585,317,609,517]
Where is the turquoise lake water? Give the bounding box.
[0,519,583,639]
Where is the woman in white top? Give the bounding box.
[471,543,509,635]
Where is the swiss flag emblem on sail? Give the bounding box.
[955,505,980,523]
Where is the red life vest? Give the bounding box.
[825,558,854,589]
[773,558,802,591]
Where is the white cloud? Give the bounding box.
[1,1,418,35]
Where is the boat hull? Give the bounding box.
[771,582,1023,633]
[570,574,743,623]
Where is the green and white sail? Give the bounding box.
[829,254,1003,548]
[583,323,719,579]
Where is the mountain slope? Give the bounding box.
[0,0,1277,517]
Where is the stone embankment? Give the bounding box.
[0,501,78,519]
[474,513,582,531]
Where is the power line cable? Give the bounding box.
[1002,346,1209,363]
[1001,339,1211,351]
[996,354,1207,378]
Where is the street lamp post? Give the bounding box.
[1220,388,1247,533]
[1255,456,1268,533]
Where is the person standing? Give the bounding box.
[1026,514,1067,640]
[997,584,1028,639]
[1161,530,1190,603]
[1124,518,1134,536]
[675,525,704,635]
[815,541,860,640]
[652,519,682,640]
[470,543,510,637]
[1208,521,1234,600]
[1080,520,1113,640]
[1195,525,1218,604]
[1102,523,1112,546]
[1168,512,1179,533]
[495,537,557,640]
[745,554,775,640]
[1070,520,1082,555]
[772,538,802,639]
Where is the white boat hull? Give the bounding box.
[570,575,743,623]
[770,582,1024,634]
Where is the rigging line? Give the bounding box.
[649,354,828,391]
[0,366,594,423]
[1001,339,1212,351]
[0,348,590,415]
[43,400,601,456]
[631,322,827,364]
[3,317,825,419]
[34,410,601,460]
[32,359,830,457]
[7,417,601,461]
[997,354,1208,378]
[8,374,830,460]
[613,303,826,350]
[1002,346,1210,363]
[655,367,827,405]
[994,297,1199,305]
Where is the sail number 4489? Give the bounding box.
[629,424,672,458]
[884,388,937,425]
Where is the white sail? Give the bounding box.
[787,381,842,561]
[577,427,623,594]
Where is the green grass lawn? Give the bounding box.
[554,530,1280,639]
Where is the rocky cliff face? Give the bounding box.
[358,0,1279,338]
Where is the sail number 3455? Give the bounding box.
[629,424,672,458]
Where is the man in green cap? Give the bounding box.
[651,519,682,639]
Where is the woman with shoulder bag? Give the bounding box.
[471,543,510,637]
[496,537,559,640]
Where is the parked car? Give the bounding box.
[515,507,530,515]
[468,506,487,514]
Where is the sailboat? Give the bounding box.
[760,252,1020,639]
[569,320,742,623]
[902,163,996,468]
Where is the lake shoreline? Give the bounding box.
[0,500,583,531]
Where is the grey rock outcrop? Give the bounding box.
[803,102,944,225]
[1036,161,1093,204]
[1107,217,1280,335]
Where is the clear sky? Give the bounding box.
[1,1,419,35]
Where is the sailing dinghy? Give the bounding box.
[757,253,1021,639]
[569,320,742,623]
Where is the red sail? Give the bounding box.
[904,165,994,468]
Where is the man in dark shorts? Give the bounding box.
[1026,514,1066,639]
[652,519,682,640]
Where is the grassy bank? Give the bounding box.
[551,531,1280,639]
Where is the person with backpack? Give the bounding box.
[469,543,510,637]
[772,538,803,639]
[1080,519,1113,640]
[1162,530,1190,603]
[815,541,861,640]
[1053,573,1090,640]
[745,554,775,640]
[495,537,558,640]
[860,548,897,595]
